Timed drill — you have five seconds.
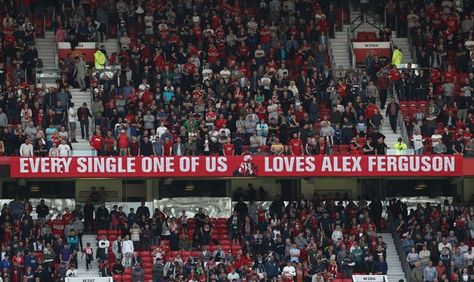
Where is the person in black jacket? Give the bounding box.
[36,199,49,220]
[83,200,95,232]
[136,202,150,220]
[96,203,109,229]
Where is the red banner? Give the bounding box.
[9,155,463,178]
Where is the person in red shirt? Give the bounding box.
[117,130,129,156]
[215,114,227,129]
[62,207,74,225]
[89,131,105,155]
[260,25,271,50]
[443,65,456,84]
[128,136,140,156]
[103,131,116,156]
[207,44,219,65]
[223,139,234,156]
[289,133,304,155]
[163,137,173,156]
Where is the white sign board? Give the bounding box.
[66,277,113,282]
[352,275,390,282]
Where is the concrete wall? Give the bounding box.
[300,177,358,199]
[122,181,148,200]
[75,179,123,202]
[462,178,474,204]
[230,179,281,198]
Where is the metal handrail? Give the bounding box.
[349,33,356,67]
[388,214,412,282]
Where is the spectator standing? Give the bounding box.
[58,139,71,156]
[68,103,78,143]
[19,138,34,156]
[73,56,87,91]
[386,99,400,133]
[77,103,92,140]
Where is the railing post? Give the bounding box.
[340,0,344,30]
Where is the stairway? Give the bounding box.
[70,88,96,156]
[379,106,402,149]
[100,39,119,60]
[76,234,100,277]
[379,233,406,282]
[350,9,413,65]
[36,31,57,69]
[330,29,351,69]
[330,7,413,69]
[391,38,413,65]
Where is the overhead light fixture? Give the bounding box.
[30,186,40,192]
[184,183,195,191]
[415,183,427,190]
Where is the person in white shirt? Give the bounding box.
[218,124,231,139]
[68,103,78,142]
[156,122,168,139]
[20,138,34,156]
[219,68,231,83]
[98,236,110,261]
[138,79,150,94]
[49,143,60,156]
[256,120,269,145]
[65,264,78,277]
[227,268,240,281]
[331,225,343,242]
[58,139,71,156]
[431,130,442,148]
[438,237,452,252]
[464,248,474,265]
[121,235,134,256]
[411,130,425,155]
[282,261,296,278]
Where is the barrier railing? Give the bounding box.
[388,213,411,281]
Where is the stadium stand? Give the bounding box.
[0,0,473,278]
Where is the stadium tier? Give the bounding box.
[0,0,473,281]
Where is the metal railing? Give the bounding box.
[384,3,399,37]
[388,214,412,282]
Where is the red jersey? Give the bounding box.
[388,69,401,81]
[117,134,129,148]
[104,137,115,151]
[260,27,270,43]
[207,47,219,64]
[62,212,74,225]
[223,143,234,156]
[163,141,173,156]
[90,135,104,151]
[443,70,456,84]
[215,118,227,129]
[289,138,303,155]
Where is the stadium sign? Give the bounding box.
[65,277,113,282]
[10,155,462,178]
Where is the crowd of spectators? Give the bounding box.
[391,198,474,282]
[0,189,393,281]
[79,0,395,157]
[2,0,474,157]
[0,1,39,86]
[90,193,388,282]
[0,197,85,281]
[396,0,474,155]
